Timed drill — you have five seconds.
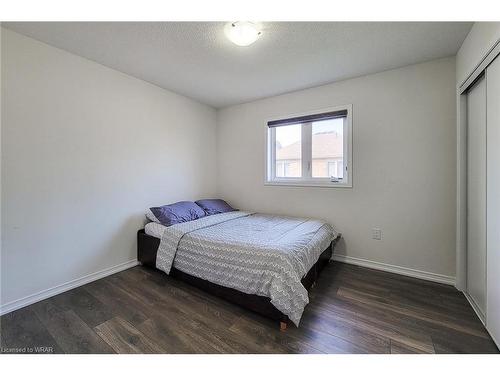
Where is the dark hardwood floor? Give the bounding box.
[1,262,498,354]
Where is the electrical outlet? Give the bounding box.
[372,228,382,240]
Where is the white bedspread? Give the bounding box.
[151,211,336,326]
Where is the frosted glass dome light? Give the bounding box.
[225,22,262,47]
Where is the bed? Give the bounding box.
[137,211,340,330]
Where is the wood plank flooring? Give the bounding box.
[1,262,498,354]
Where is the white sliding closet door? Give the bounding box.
[487,55,500,346]
[467,75,487,317]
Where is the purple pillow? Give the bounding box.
[149,201,206,226]
[195,199,236,216]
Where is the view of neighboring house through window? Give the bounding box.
[328,160,343,179]
[267,106,352,187]
[275,124,301,177]
[311,119,344,178]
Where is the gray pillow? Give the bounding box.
[195,199,236,216]
[149,201,206,226]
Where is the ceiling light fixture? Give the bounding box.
[224,21,262,47]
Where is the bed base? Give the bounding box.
[137,229,339,330]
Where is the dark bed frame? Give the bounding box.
[137,229,340,330]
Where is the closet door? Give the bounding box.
[467,75,487,317]
[487,55,500,345]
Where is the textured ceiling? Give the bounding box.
[3,22,472,108]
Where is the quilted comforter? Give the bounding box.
[155,211,335,325]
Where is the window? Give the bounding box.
[266,105,352,187]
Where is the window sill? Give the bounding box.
[264,180,352,188]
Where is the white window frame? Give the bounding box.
[265,104,353,188]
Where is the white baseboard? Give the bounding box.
[0,259,139,316]
[0,255,455,315]
[487,326,500,350]
[463,291,486,325]
[463,294,500,350]
[332,254,456,286]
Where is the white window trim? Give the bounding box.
[264,104,353,188]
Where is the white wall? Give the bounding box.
[217,57,457,279]
[0,29,217,311]
[456,22,500,86]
